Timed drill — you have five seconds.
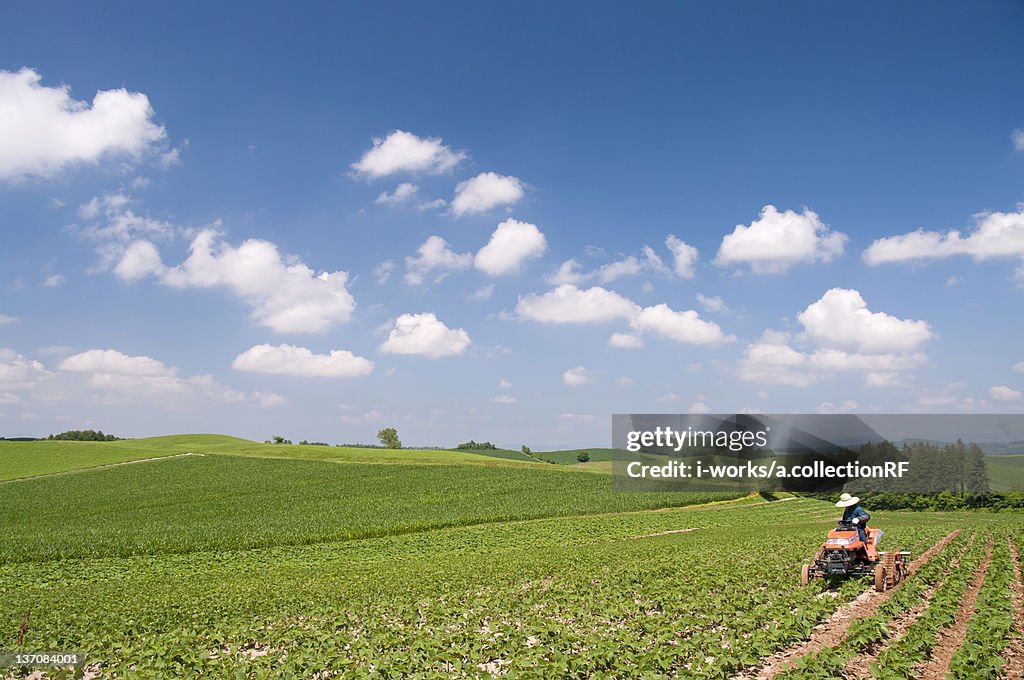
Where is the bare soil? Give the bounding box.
[732,530,960,680]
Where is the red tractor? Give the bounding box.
[801,520,910,591]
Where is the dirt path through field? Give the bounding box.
[842,533,975,678]
[913,538,993,680]
[1004,537,1024,679]
[0,452,203,484]
[732,529,960,680]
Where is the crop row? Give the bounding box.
[868,529,992,677]
[2,508,961,677]
[947,534,1017,678]
[775,529,974,679]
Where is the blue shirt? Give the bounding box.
[842,505,869,525]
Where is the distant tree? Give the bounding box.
[377,427,402,449]
[271,435,292,445]
[577,451,590,463]
[48,429,121,441]
[521,445,531,455]
[456,440,497,450]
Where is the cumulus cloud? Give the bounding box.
[990,385,1023,402]
[43,274,65,287]
[123,229,356,333]
[474,219,547,275]
[628,304,735,346]
[696,293,728,313]
[404,235,472,285]
[666,235,699,278]
[374,182,419,205]
[1014,361,1024,373]
[515,284,639,324]
[451,172,524,216]
[0,68,167,181]
[58,348,174,376]
[545,259,587,285]
[466,284,494,301]
[715,205,847,274]
[351,130,464,178]
[232,343,373,378]
[797,288,933,353]
[594,256,642,283]
[609,332,645,349]
[379,313,471,357]
[114,240,164,281]
[863,207,1024,272]
[737,290,933,387]
[0,348,52,389]
[562,366,596,386]
[0,314,18,325]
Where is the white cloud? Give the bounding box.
[489,394,517,404]
[609,332,645,349]
[351,130,464,178]
[736,289,932,388]
[498,379,512,389]
[715,205,847,274]
[562,366,596,386]
[0,349,52,389]
[232,343,373,378]
[1013,129,1024,152]
[0,392,22,405]
[134,229,356,333]
[379,312,470,357]
[0,68,167,181]
[58,349,174,376]
[340,409,384,425]
[863,206,1024,268]
[545,259,587,285]
[628,304,735,345]
[595,256,642,283]
[817,400,858,414]
[990,385,1022,402]
[114,240,164,281]
[451,172,524,216]
[43,274,65,287]
[696,293,727,313]
[254,392,286,408]
[666,235,699,278]
[404,235,472,285]
[736,331,817,387]
[0,314,17,325]
[1014,361,1024,373]
[467,284,494,301]
[797,288,933,353]
[373,260,396,284]
[515,284,639,324]
[474,219,547,276]
[689,401,711,414]
[375,182,419,205]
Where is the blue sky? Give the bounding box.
[2,1,1023,448]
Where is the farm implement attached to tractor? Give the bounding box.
[801,520,910,591]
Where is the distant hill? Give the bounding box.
[898,438,1024,455]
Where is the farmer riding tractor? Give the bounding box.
[800,493,910,592]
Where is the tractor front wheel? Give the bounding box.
[801,564,811,587]
[874,564,887,592]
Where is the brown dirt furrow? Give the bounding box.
[913,538,993,680]
[1004,537,1024,679]
[842,532,976,678]
[731,529,960,680]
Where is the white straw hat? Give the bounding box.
[835,492,860,508]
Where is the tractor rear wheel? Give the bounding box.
[874,564,887,592]
[801,564,811,587]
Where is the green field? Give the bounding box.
[986,453,1024,492]
[1,436,1022,677]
